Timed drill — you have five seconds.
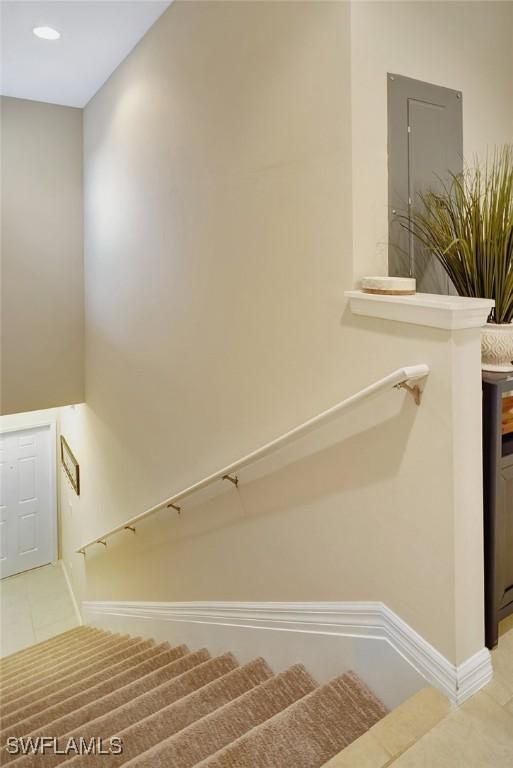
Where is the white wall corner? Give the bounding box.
[454,648,493,705]
[345,290,493,330]
[82,599,492,707]
[380,604,492,706]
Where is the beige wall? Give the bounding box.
[60,1,511,665]
[1,97,84,414]
[351,0,513,279]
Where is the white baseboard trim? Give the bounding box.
[60,560,82,626]
[82,600,491,707]
[379,603,492,706]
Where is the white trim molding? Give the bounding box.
[82,600,492,707]
[379,604,492,706]
[60,560,82,626]
[345,290,494,330]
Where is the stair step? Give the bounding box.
[1,632,108,682]
[4,650,220,768]
[0,627,96,673]
[0,629,104,683]
[0,644,185,736]
[2,633,128,691]
[194,673,387,768]
[321,687,450,767]
[62,657,274,768]
[1,635,143,705]
[332,671,388,730]
[1,626,389,768]
[1,638,157,717]
[123,664,316,768]
[356,686,449,763]
[23,649,211,751]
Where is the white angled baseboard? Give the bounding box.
[82,600,492,708]
[60,560,82,626]
[379,603,492,706]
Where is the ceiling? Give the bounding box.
[1,1,171,108]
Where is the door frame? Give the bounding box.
[0,420,58,571]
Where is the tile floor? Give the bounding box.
[326,616,513,768]
[0,562,79,657]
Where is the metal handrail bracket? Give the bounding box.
[77,364,429,553]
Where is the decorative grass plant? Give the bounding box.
[403,145,513,323]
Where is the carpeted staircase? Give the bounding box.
[0,626,388,767]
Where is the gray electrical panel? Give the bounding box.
[388,74,463,294]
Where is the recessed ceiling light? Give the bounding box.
[33,26,61,41]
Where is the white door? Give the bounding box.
[0,425,56,579]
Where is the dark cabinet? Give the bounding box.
[482,373,513,648]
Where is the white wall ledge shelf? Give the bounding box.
[345,290,494,330]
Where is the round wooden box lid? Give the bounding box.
[361,276,416,295]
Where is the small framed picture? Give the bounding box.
[60,435,80,496]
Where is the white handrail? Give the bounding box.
[77,364,429,553]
